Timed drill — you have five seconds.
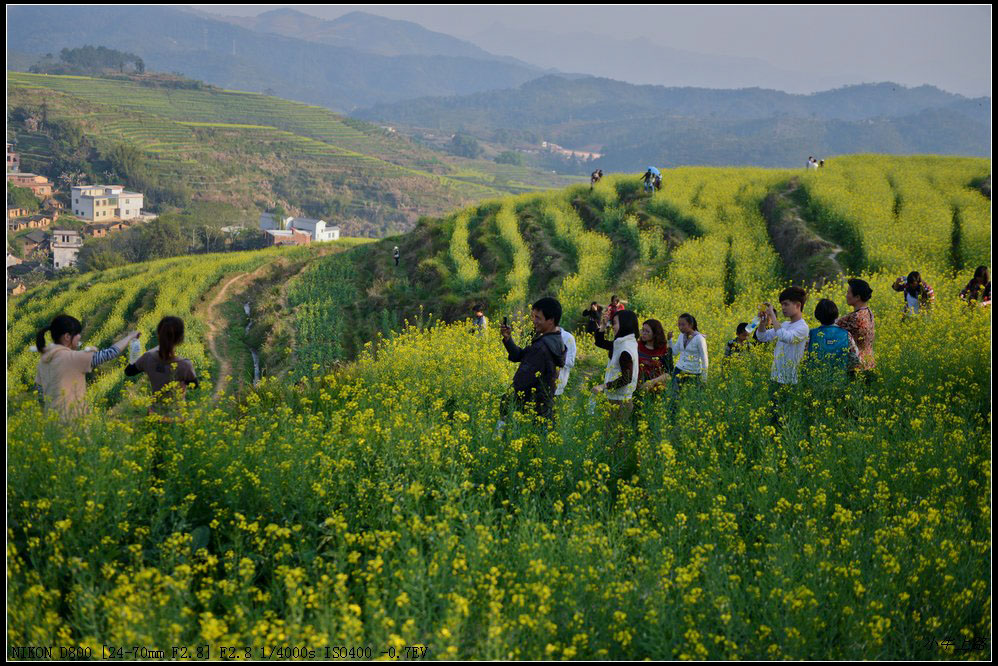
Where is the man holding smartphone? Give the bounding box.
[498,297,566,424]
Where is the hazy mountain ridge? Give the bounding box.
[6,5,545,112]
[212,8,541,71]
[357,75,991,168]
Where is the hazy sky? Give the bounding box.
[193,5,992,97]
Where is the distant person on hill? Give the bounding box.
[582,301,604,336]
[590,309,640,426]
[960,266,991,306]
[471,304,489,336]
[641,169,656,193]
[34,314,140,420]
[393,246,400,266]
[654,173,663,191]
[125,316,199,412]
[498,297,566,426]
[805,299,859,385]
[555,325,577,398]
[603,295,627,327]
[892,271,934,316]
[818,159,825,168]
[590,169,604,189]
[635,319,672,387]
[755,286,810,424]
[835,278,876,374]
[724,322,755,358]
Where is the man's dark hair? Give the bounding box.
[779,285,808,309]
[814,299,839,325]
[532,297,562,325]
[613,310,639,338]
[473,303,484,312]
[847,278,873,302]
[736,322,748,335]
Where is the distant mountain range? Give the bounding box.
[7,6,990,169]
[210,8,540,70]
[357,75,991,168]
[6,6,546,112]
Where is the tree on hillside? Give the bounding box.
[495,150,524,166]
[448,133,483,159]
[7,184,41,213]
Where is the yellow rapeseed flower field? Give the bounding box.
[6,156,990,660]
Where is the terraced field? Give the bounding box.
[7,73,581,235]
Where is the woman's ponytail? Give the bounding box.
[36,326,50,353]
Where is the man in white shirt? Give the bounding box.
[555,327,577,397]
[755,286,809,425]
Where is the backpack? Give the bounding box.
[807,326,851,375]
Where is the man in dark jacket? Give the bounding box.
[499,297,566,423]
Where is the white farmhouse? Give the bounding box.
[288,217,340,242]
[51,229,83,269]
[71,185,144,221]
[259,212,293,231]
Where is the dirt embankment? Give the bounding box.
[760,178,843,287]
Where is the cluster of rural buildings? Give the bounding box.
[7,142,152,293]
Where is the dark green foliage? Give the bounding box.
[7,184,41,212]
[723,237,737,306]
[449,134,483,159]
[77,202,251,271]
[949,206,965,273]
[495,151,524,166]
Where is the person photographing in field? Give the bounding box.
[892,271,934,317]
[754,286,810,425]
[498,297,566,426]
[34,314,140,420]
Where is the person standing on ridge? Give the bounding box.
[393,246,400,266]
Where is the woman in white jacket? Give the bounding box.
[642,313,709,397]
[591,309,640,427]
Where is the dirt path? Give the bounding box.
[761,178,844,286]
[204,262,274,399]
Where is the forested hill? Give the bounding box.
[357,76,991,168]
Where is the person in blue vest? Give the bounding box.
[805,299,859,386]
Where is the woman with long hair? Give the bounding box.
[636,318,672,386]
[125,316,198,410]
[960,266,991,306]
